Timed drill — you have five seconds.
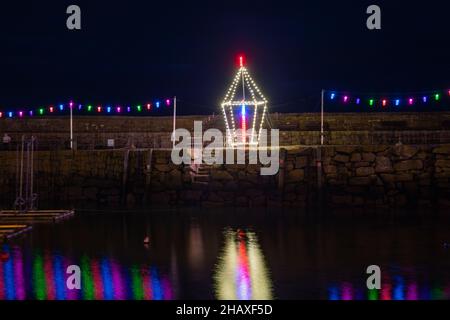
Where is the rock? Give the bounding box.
[287,169,304,182]
[295,157,308,168]
[393,145,418,159]
[211,170,234,180]
[354,161,370,168]
[362,153,376,162]
[356,167,375,176]
[436,159,450,168]
[395,173,414,182]
[324,165,337,174]
[349,177,371,186]
[380,174,396,183]
[375,156,393,173]
[334,154,349,163]
[433,145,450,154]
[362,145,388,153]
[350,153,362,162]
[335,146,356,154]
[154,164,172,172]
[394,160,423,171]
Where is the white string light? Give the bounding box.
[221,60,268,147]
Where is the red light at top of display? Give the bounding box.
[238,55,245,68]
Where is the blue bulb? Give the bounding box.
[8,112,13,118]
[156,101,160,108]
[241,104,246,116]
[395,99,400,106]
[107,106,111,113]
[423,96,427,103]
[330,93,336,100]
[59,104,64,111]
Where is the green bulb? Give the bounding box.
[369,99,374,106]
[39,108,44,115]
[87,105,92,111]
[435,94,440,101]
[137,105,142,112]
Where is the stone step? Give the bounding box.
[193,175,210,183]
[192,180,209,186]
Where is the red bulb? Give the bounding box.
[49,106,54,113]
[382,100,387,107]
[237,54,245,67]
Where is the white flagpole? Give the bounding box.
[321,90,324,145]
[172,96,177,147]
[70,101,74,150]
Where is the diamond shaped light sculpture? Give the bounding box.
[221,56,268,147]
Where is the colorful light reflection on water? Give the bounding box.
[0,244,173,300]
[328,275,450,300]
[214,229,273,300]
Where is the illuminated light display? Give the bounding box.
[327,89,449,108]
[221,56,269,147]
[0,245,173,300]
[214,229,273,300]
[0,98,173,119]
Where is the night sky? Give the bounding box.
[1,1,449,114]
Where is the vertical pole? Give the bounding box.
[241,66,246,144]
[70,102,73,150]
[321,89,324,145]
[172,96,177,147]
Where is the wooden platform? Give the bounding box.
[0,210,74,242]
[0,224,33,241]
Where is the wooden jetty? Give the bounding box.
[0,210,75,242]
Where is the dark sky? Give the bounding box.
[1,0,449,114]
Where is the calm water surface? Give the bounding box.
[1,208,450,300]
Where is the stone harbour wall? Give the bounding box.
[1,144,450,209]
[2,112,450,149]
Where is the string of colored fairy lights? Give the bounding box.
[326,89,450,108]
[0,98,173,119]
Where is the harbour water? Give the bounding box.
[1,208,450,300]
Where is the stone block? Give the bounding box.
[394,160,423,171]
[375,156,393,173]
